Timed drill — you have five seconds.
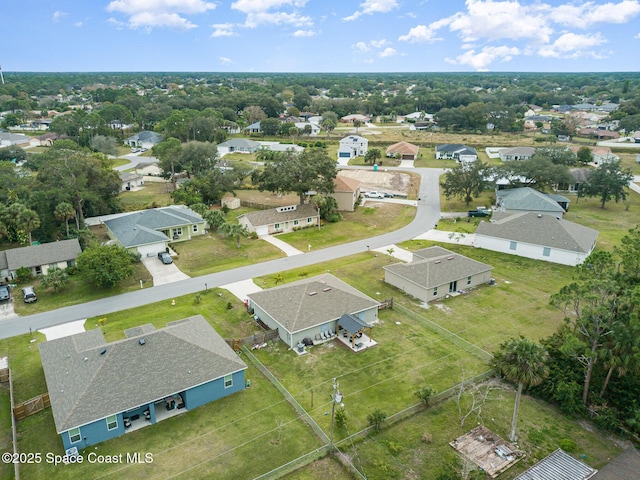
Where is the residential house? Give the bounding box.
[386,141,419,160]
[409,121,434,131]
[329,175,361,212]
[0,132,30,147]
[123,131,164,149]
[119,172,144,191]
[294,122,321,136]
[257,142,304,153]
[513,449,597,480]
[217,138,261,156]
[221,196,241,210]
[337,135,368,160]
[435,144,478,163]
[632,131,640,143]
[499,146,535,162]
[247,273,380,349]
[496,187,568,217]
[29,132,67,147]
[578,128,620,140]
[340,114,370,124]
[103,205,206,257]
[0,238,82,280]
[569,145,619,166]
[244,122,262,134]
[39,315,247,451]
[383,246,493,303]
[557,168,590,193]
[474,212,598,266]
[237,204,319,236]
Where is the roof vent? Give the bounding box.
[83,357,88,362]
[447,256,454,260]
[308,291,317,296]
[323,287,331,292]
[537,214,542,218]
[100,349,106,355]
[434,260,441,264]
[139,339,146,345]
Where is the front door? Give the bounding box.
[449,281,457,293]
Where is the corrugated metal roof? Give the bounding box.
[514,449,597,480]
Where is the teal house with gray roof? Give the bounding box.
[103,205,206,257]
[384,246,493,303]
[39,315,247,451]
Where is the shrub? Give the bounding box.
[415,386,435,406]
[334,407,348,429]
[558,438,576,452]
[367,409,387,432]
[15,266,33,283]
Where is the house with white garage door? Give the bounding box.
[103,205,206,257]
[337,135,368,160]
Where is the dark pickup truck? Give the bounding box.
[468,209,491,218]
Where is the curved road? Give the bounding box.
[0,167,444,340]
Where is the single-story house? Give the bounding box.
[244,122,262,134]
[123,131,164,149]
[29,132,67,147]
[337,135,368,160]
[474,212,599,266]
[237,204,319,236]
[499,146,536,162]
[514,449,597,480]
[340,114,370,124]
[257,141,305,153]
[247,273,380,349]
[119,171,144,191]
[578,128,620,140]
[386,141,419,160]
[217,138,261,156]
[557,168,590,193]
[294,122,321,136]
[329,175,361,212]
[0,238,82,280]
[496,187,567,217]
[0,132,30,147]
[569,145,619,166]
[435,144,478,163]
[383,246,493,303]
[103,205,206,257]
[39,315,247,451]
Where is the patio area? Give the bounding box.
[336,329,378,352]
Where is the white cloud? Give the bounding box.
[379,47,398,58]
[52,11,68,22]
[398,24,440,43]
[550,0,640,28]
[74,21,84,27]
[354,41,370,52]
[219,57,232,65]
[446,45,520,70]
[538,32,607,58]
[370,39,389,48]
[231,0,311,28]
[292,29,316,37]
[636,32,640,39]
[211,23,237,37]
[106,0,216,30]
[243,11,312,28]
[343,0,398,21]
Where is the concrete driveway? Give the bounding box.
[0,299,18,321]
[141,256,190,286]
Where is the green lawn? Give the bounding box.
[117,182,173,211]
[277,203,416,251]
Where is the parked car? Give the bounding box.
[21,286,37,303]
[468,209,491,218]
[0,284,10,302]
[365,191,385,199]
[158,251,173,264]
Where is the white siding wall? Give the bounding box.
[474,235,589,266]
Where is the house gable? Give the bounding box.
[4,238,81,272]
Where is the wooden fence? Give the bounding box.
[225,329,279,351]
[0,367,8,383]
[378,297,394,310]
[13,393,50,421]
[240,200,273,210]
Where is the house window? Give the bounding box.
[467,276,472,285]
[68,428,81,443]
[174,227,183,236]
[192,224,198,233]
[509,241,517,251]
[433,287,438,296]
[543,247,551,257]
[67,260,76,268]
[224,374,233,388]
[106,415,118,431]
[293,220,299,226]
[274,223,280,229]
[307,217,312,223]
[35,266,42,275]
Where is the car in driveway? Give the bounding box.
[22,286,37,303]
[158,251,173,264]
[364,191,385,199]
[0,285,10,302]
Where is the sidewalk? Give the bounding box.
[414,229,475,246]
[260,234,304,256]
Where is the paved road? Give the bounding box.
[0,167,443,340]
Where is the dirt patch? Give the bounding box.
[337,170,414,197]
[434,303,453,314]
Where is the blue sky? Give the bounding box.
[3,0,640,72]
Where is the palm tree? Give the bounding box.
[220,222,247,248]
[494,337,549,442]
[54,202,76,237]
[17,208,41,245]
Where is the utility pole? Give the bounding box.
[329,378,343,453]
[0,65,5,85]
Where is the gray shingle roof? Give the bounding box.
[383,246,493,289]
[103,206,203,248]
[5,238,81,270]
[436,144,477,156]
[592,447,640,480]
[218,138,261,149]
[514,449,597,480]
[497,187,565,214]
[500,146,536,157]
[475,212,599,253]
[247,273,379,334]
[124,131,164,143]
[39,315,247,433]
[239,204,319,228]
